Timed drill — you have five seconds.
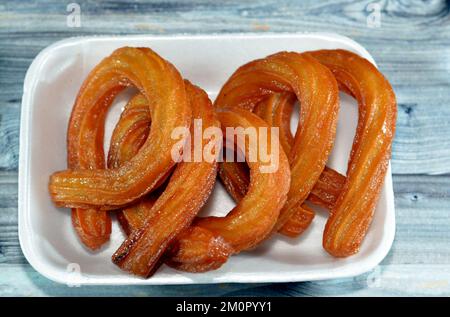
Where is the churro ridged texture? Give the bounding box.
[49,47,191,209]
[307,49,397,257]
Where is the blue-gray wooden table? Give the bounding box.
[1,0,449,296]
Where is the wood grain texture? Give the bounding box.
[0,0,449,296]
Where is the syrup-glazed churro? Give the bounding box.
[68,89,111,249]
[214,52,340,233]
[253,93,346,211]
[307,49,397,257]
[106,94,169,236]
[49,47,191,209]
[104,90,230,274]
[219,92,346,212]
[112,82,220,277]
[217,92,345,238]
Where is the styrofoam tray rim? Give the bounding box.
[18,32,395,285]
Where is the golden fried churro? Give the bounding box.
[168,107,291,272]
[218,92,345,238]
[106,94,172,236]
[65,60,126,249]
[49,47,191,209]
[253,92,346,210]
[220,92,345,212]
[215,52,340,233]
[112,82,220,277]
[307,49,397,257]
[104,90,231,273]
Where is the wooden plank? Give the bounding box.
[0,173,23,265]
[0,264,257,296]
[385,174,450,265]
[213,265,450,296]
[1,264,449,296]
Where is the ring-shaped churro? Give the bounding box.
[253,93,346,211]
[219,91,346,237]
[49,47,191,209]
[167,107,291,272]
[103,89,230,274]
[111,82,220,277]
[214,52,339,232]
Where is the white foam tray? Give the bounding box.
[19,33,395,285]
